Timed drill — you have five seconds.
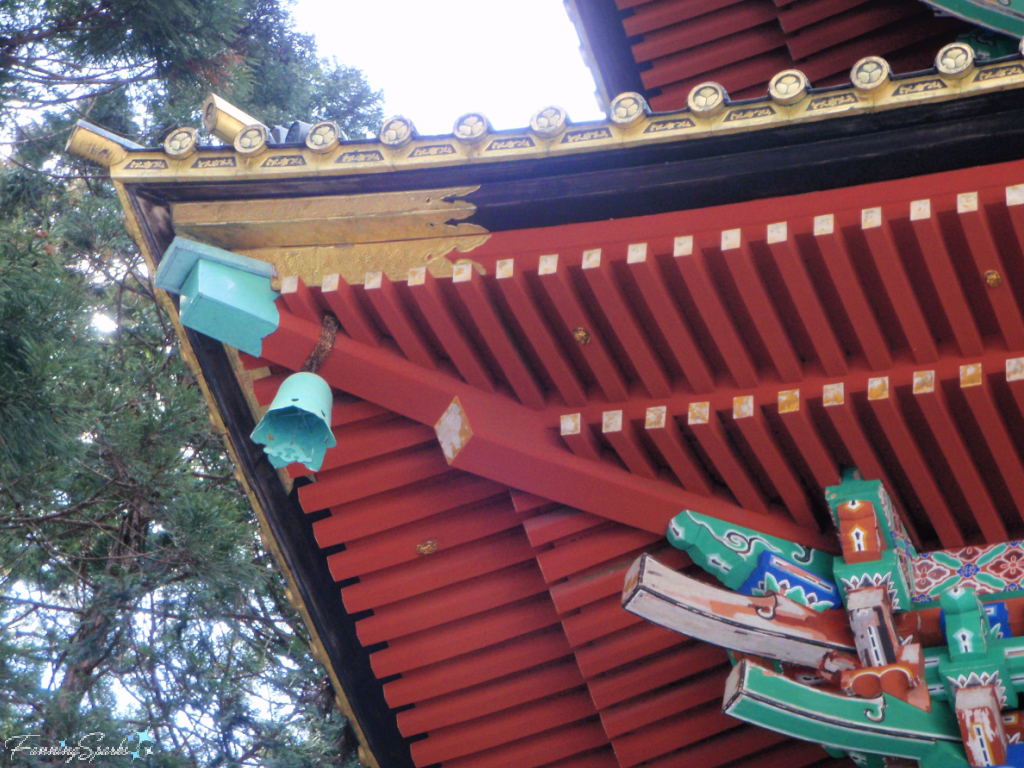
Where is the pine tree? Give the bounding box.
[0,1,382,765]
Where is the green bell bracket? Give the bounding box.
[157,236,279,357]
[250,372,336,472]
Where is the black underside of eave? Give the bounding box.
[131,85,1024,236]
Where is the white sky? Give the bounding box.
[291,0,605,136]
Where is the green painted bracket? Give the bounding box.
[666,509,834,591]
[920,0,1024,39]
[724,661,966,767]
[157,238,280,357]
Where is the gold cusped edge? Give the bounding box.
[70,48,1024,184]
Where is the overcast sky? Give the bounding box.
[291,0,605,136]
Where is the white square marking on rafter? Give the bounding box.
[823,382,844,407]
[281,275,299,294]
[582,249,602,269]
[733,396,754,419]
[645,406,667,430]
[322,273,340,292]
[453,262,473,283]
[910,200,931,221]
[912,370,935,394]
[767,222,787,244]
[1008,357,1024,382]
[407,267,426,286]
[778,389,799,413]
[814,214,834,236]
[958,192,979,214]
[688,402,709,425]
[627,243,648,263]
[538,254,559,275]
[861,208,882,229]
[365,271,383,290]
[1008,185,1024,207]
[560,413,581,436]
[496,259,514,279]
[867,376,889,400]
[960,363,982,388]
[674,236,694,257]
[721,229,741,251]
[602,410,623,433]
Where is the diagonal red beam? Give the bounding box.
[261,304,835,549]
[363,271,437,369]
[686,407,769,515]
[908,206,984,358]
[279,275,323,323]
[582,252,671,398]
[453,268,546,409]
[627,250,715,393]
[813,220,893,370]
[860,210,937,363]
[602,410,659,479]
[669,241,758,388]
[321,273,380,347]
[724,232,803,382]
[766,228,847,377]
[409,269,494,391]
[644,409,713,495]
[964,373,1024,531]
[538,258,629,403]
[495,262,587,406]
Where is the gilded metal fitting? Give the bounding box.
[935,42,975,79]
[850,56,891,91]
[305,121,341,153]
[530,106,568,137]
[572,327,591,345]
[202,93,263,144]
[768,70,809,105]
[379,116,415,148]
[687,83,728,117]
[233,124,269,155]
[163,127,198,159]
[609,92,649,126]
[986,269,1002,288]
[453,113,490,144]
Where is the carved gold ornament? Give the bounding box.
[936,42,975,79]
[453,113,490,144]
[851,57,891,91]
[530,106,567,137]
[234,125,269,155]
[164,127,198,159]
[610,92,649,126]
[687,83,727,117]
[769,70,809,105]
[305,121,341,153]
[573,327,591,346]
[379,116,415,148]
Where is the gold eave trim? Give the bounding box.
[100,60,1024,184]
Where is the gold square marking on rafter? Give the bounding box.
[674,236,693,257]
[582,249,602,269]
[958,192,979,214]
[721,229,741,251]
[407,267,426,286]
[560,413,581,436]
[733,396,754,419]
[496,259,514,279]
[1008,185,1024,207]
[688,402,709,425]
[1008,357,1024,382]
[861,207,882,229]
[602,410,623,433]
[645,406,667,430]
[627,243,648,264]
[961,363,982,388]
[778,389,799,413]
[767,222,787,244]
[364,271,383,290]
[867,377,889,400]
[814,214,834,236]
[912,370,935,394]
[452,262,473,283]
[823,383,844,407]
[538,254,559,275]
[910,200,931,221]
